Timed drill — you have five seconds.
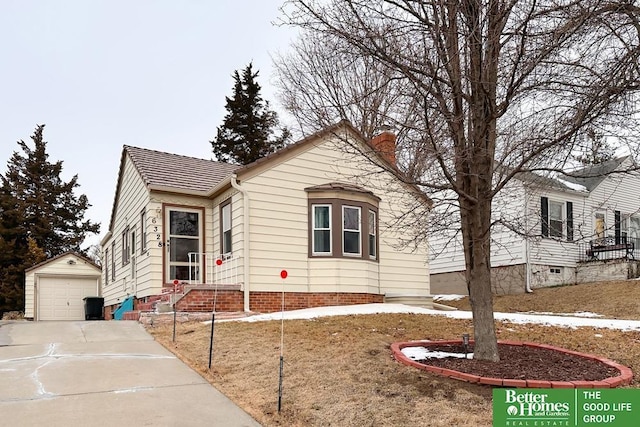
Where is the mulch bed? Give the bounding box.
[417,344,620,381]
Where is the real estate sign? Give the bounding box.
[493,389,640,426]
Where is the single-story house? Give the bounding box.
[430,156,640,295]
[24,252,102,321]
[100,121,432,316]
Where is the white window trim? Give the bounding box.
[548,200,564,239]
[342,205,362,257]
[312,204,332,255]
[368,209,377,260]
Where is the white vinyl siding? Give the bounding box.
[101,155,150,306]
[429,181,529,274]
[240,134,430,296]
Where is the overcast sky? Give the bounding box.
[0,0,296,247]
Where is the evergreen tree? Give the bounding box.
[211,63,290,165]
[0,125,99,313]
[574,128,617,165]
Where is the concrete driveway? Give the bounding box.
[0,320,261,426]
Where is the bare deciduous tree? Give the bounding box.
[274,30,436,179]
[282,0,640,361]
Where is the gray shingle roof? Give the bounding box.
[125,146,238,193]
[561,156,628,192]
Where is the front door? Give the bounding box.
[165,207,203,283]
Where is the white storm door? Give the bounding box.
[165,207,203,283]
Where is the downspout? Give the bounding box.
[231,174,251,311]
[524,191,533,293]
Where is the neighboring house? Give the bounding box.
[430,156,640,295]
[24,252,102,321]
[100,121,431,316]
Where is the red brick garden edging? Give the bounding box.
[390,340,633,388]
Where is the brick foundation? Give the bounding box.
[175,289,244,312]
[108,290,384,317]
[249,291,384,313]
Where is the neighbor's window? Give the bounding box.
[343,206,361,256]
[548,201,563,238]
[630,215,640,240]
[312,205,331,254]
[368,210,377,259]
[221,201,232,255]
[541,197,573,240]
[595,212,606,239]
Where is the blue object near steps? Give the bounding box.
[113,296,134,320]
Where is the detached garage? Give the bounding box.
[25,252,102,321]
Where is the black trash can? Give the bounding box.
[83,296,105,320]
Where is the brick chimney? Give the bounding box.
[370,131,396,165]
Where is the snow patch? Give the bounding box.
[401,346,473,360]
[518,311,603,318]
[433,294,466,302]
[555,177,588,192]
[210,303,640,332]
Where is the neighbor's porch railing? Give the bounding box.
[187,252,240,285]
[578,236,638,262]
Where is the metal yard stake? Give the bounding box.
[172,280,178,342]
[208,258,223,369]
[278,269,288,413]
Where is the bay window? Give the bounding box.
[306,183,379,261]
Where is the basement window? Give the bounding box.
[550,267,562,274]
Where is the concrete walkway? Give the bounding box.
[0,320,261,426]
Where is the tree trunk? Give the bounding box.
[460,195,499,362]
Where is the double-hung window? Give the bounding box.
[121,227,130,265]
[221,201,232,255]
[312,205,331,255]
[368,210,376,259]
[140,209,147,253]
[343,206,361,256]
[111,241,116,280]
[541,197,573,240]
[548,201,563,238]
[104,248,109,284]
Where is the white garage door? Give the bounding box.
[38,277,99,321]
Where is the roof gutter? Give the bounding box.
[100,231,113,247]
[231,174,251,312]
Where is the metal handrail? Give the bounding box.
[187,252,240,285]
